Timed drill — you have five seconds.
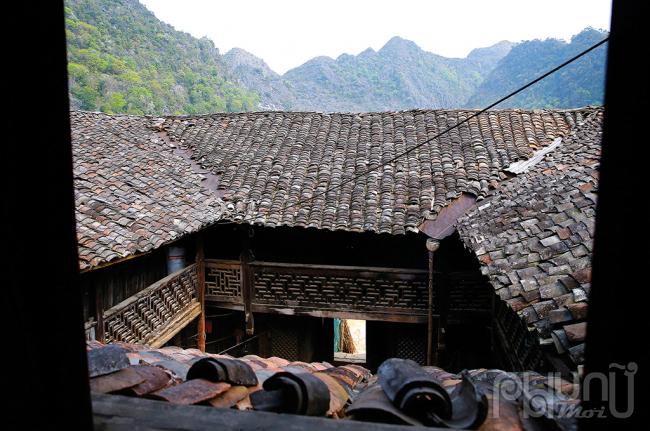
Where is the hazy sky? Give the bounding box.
[140,0,611,74]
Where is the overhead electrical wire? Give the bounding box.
[209,38,609,354]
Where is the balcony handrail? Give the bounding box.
[205,259,428,275]
[101,263,200,345]
[103,263,197,320]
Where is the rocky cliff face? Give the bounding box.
[225,37,513,111]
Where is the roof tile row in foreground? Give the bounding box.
[88,341,580,429]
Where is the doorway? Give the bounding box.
[333,319,366,364]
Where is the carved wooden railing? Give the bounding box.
[205,259,431,322]
[102,264,200,347]
[204,260,242,303]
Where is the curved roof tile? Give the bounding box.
[457,109,602,365]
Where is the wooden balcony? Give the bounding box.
[204,259,432,323]
[99,264,201,347]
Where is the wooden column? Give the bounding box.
[240,228,255,335]
[437,274,448,365]
[196,235,206,352]
[94,284,105,343]
[426,238,440,365]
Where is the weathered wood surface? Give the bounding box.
[205,259,432,322]
[249,261,428,275]
[103,264,197,319]
[92,393,443,431]
[95,281,106,342]
[204,259,242,302]
[80,250,168,323]
[204,303,430,324]
[205,259,242,268]
[257,304,430,323]
[148,302,201,348]
[418,193,477,240]
[427,248,434,365]
[240,249,255,335]
[101,264,200,346]
[196,236,206,352]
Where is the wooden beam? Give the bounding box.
[418,193,476,240]
[203,300,431,323]
[249,260,428,276]
[92,393,445,431]
[201,301,240,310]
[205,259,243,269]
[253,305,429,324]
[196,235,206,352]
[79,249,151,274]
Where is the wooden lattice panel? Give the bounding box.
[270,325,301,361]
[103,264,199,345]
[447,271,492,315]
[204,260,433,320]
[395,333,427,365]
[205,260,242,302]
[251,262,431,314]
[494,299,544,371]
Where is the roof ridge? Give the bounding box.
[69,106,604,120]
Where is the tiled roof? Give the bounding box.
[457,109,602,366]
[71,108,597,270]
[160,109,592,234]
[88,342,579,429]
[72,111,225,270]
[87,341,370,417]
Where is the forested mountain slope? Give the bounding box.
[465,28,607,108]
[65,0,258,114]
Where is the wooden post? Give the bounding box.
[240,228,255,335]
[196,235,206,352]
[94,284,105,343]
[426,239,440,365]
[437,274,448,365]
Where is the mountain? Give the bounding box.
[226,29,606,112]
[466,41,517,71]
[223,48,297,110]
[65,0,258,114]
[465,28,608,109]
[65,0,606,114]
[225,37,514,111]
